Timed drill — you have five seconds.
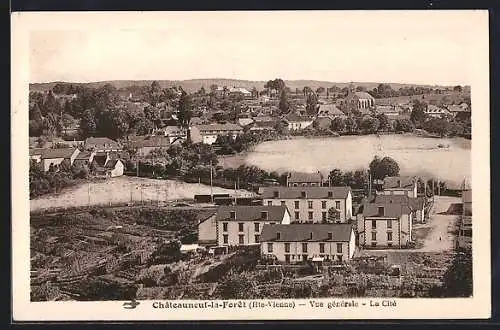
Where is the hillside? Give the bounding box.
[29,79,464,94]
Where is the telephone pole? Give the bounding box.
[210,160,214,203]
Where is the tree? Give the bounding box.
[376,113,389,131]
[144,105,162,129]
[278,90,290,114]
[80,109,97,137]
[316,87,325,95]
[305,92,318,115]
[344,117,357,134]
[303,86,313,97]
[394,119,414,133]
[453,85,463,92]
[177,91,193,128]
[423,118,451,137]
[328,169,343,186]
[331,117,346,133]
[218,271,257,299]
[251,87,258,98]
[369,156,400,180]
[441,251,472,297]
[410,99,428,126]
[360,116,380,134]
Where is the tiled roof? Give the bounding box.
[104,159,121,169]
[383,176,416,190]
[283,113,314,123]
[261,186,351,199]
[195,123,243,132]
[216,205,288,222]
[360,202,412,218]
[447,104,470,113]
[137,135,171,148]
[163,126,187,136]
[84,137,121,149]
[317,104,344,117]
[41,148,78,160]
[374,195,424,210]
[75,151,93,160]
[260,223,353,242]
[425,105,449,113]
[354,92,375,100]
[288,171,323,183]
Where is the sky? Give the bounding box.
[28,11,486,85]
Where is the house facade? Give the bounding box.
[462,189,472,216]
[155,126,188,144]
[260,223,356,263]
[41,148,80,172]
[197,213,218,246]
[261,186,353,223]
[380,176,418,198]
[374,194,426,224]
[189,124,244,145]
[424,105,451,118]
[73,151,96,168]
[282,113,314,131]
[134,135,171,157]
[215,205,291,246]
[287,172,324,187]
[356,203,413,249]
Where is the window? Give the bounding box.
[308,201,313,209]
[267,243,273,253]
[238,223,244,232]
[335,201,341,209]
[371,232,377,241]
[371,220,377,229]
[337,243,343,253]
[387,232,393,241]
[378,206,385,216]
[238,235,244,245]
[254,235,260,243]
[388,243,393,247]
[308,211,313,220]
[223,222,228,232]
[328,191,333,198]
[223,234,228,244]
[301,191,306,198]
[302,254,308,261]
[261,211,268,220]
[387,220,392,229]
[230,211,236,219]
[254,223,260,232]
[295,212,300,220]
[285,243,290,253]
[294,201,300,209]
[371,242,377,247]
[302,243,308,253]
[322,201,327,209]
[285,254,290,263]
[267,201,272,206]
[280,201,286,206]
[328,232,333,240]
[276,232,281,240]
[338,255,343,262]
[319,243,325,253]
[273,191,279,198]
[322,212,327,222]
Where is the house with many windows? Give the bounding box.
[214,205,291,246]
[356,202,413,249]
[286,171,324,187]
[261,186,353,223]
[380,176,418,198]
[189,123,244,145]
[260,223,356,263]
[374,194,426,224]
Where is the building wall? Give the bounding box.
[381,186,417,198]
[287,181,322,187]
[288,121,313,130]
[110,161,124,177]
[198,214,217,243]
[464,202,472,216]
[260,238,354,263]
[356,214,412,248]
[42,157,65,172]
[217,219,283,246]
[263,197,351,223]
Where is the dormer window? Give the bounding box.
[301,191,307,198]
[273,191,279,198]
[378,207,384,216]
[276,232,281,240]
[328,232,333,240]
[261,211,268,220]
[328,191,333,198]
[230,211,236,219]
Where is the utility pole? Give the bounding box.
[88,182,91,207]
[210,160,214,203]
[437,179,440,196]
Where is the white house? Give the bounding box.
[215,205,291,246]
[189,123,244,145]
[40,148,80,172]
[282,113,314,131]
[374,194,426,224]
[260,223,356,263]
[380,176,418,198]
[424,105,451,118]
[261,186,353,223]
[84,137,123,152]
[356,202,413,249]
[155,126,188,144]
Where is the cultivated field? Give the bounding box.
[219,135,471,187]
[30,176,252,212]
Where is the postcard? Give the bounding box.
[11,10,490,321]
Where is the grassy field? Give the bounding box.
[30,176,251,212]
[219,135,471,187]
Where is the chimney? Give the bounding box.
[378,206,385,216]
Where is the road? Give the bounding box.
[415,196,460,252]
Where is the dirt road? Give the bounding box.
[416,196,460,252]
